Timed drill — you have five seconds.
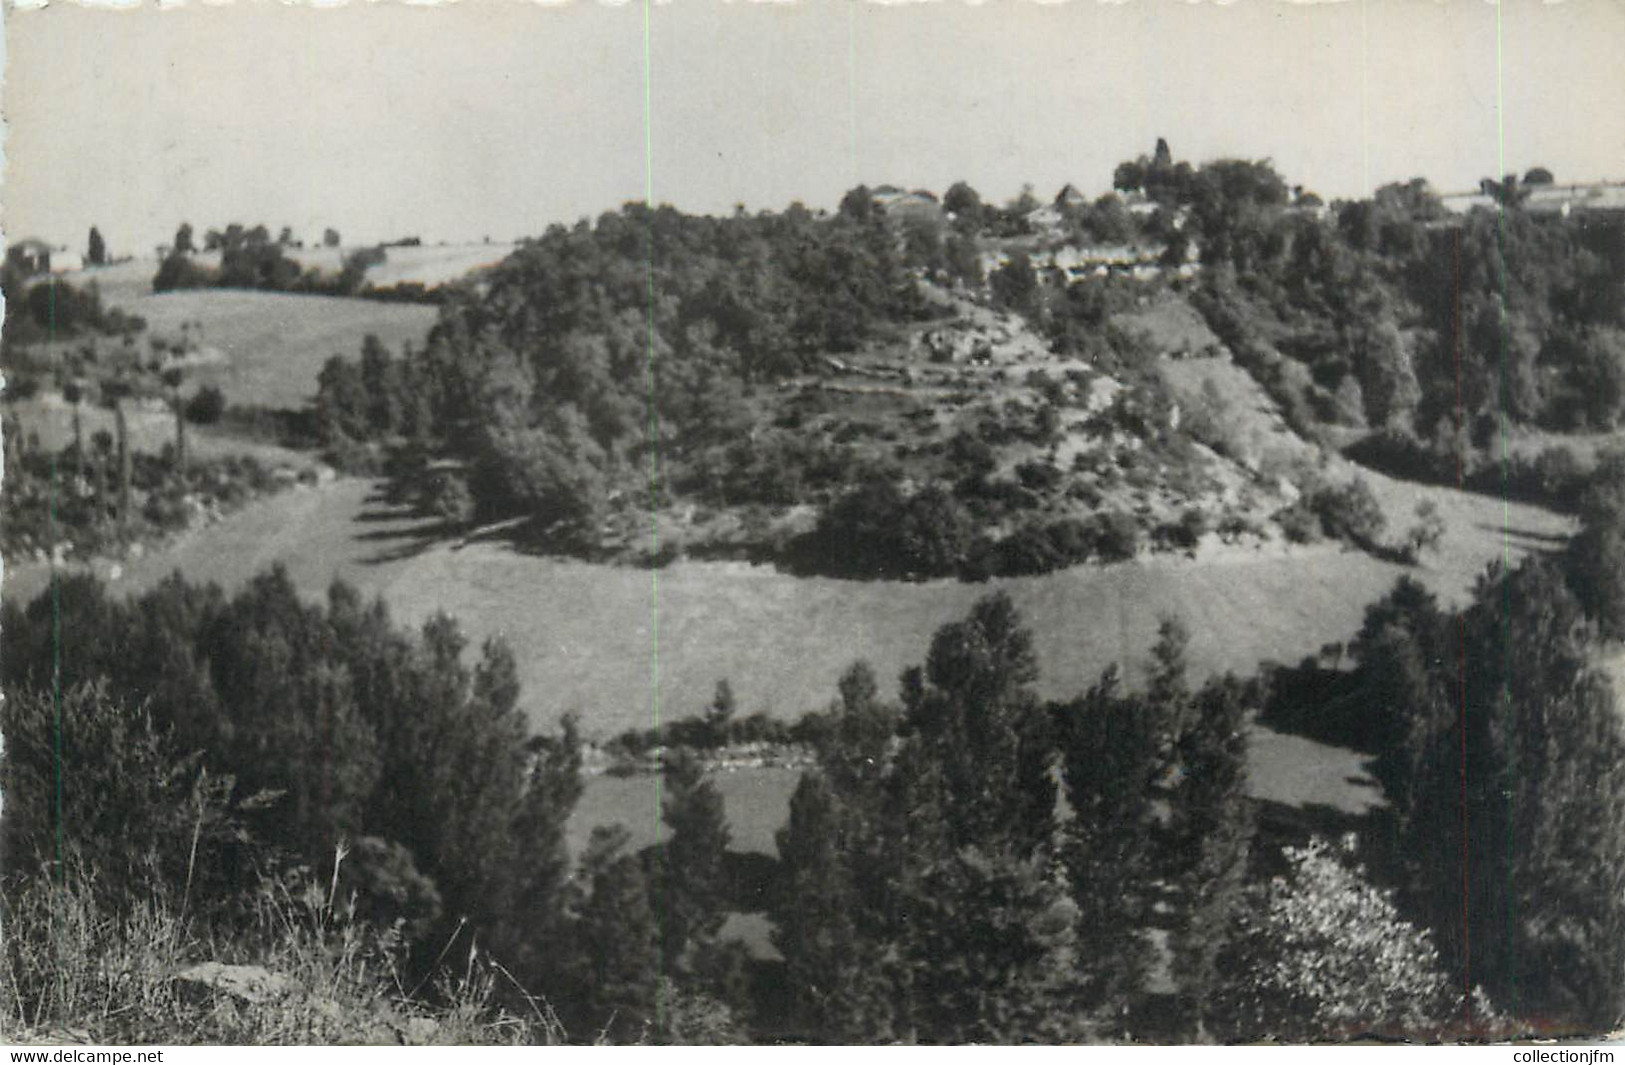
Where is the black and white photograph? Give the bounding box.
[2,0,1624,1047]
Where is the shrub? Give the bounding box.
[186,385,227,425]
[1345,427,1454,484]
[1310,477,1387,549]
[0,861,558,1045]
[994,522,1073,576]
[1403,500,1445,560]
[1170,506,1209,549]
[153,253,217,293]
[1212,836,1460,1042]
[805,480,971,579]
[1090,509,1142,562]
[1275,498,1321,544]
[1015,458,1063,493]
[423,469,476,527]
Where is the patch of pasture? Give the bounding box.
[123,291,439,410]
[19,472,1568,741]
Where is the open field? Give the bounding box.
[565,719,1378,861]
[5,391,314,469]
[283,243,517,288]
[64,244,515,307]
[120,290,438,410]
[7,469,1571,739]
[9,287,437,411]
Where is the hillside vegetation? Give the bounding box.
[11,509,1625,1038]
[309,148,1622,581]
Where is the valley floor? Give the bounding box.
[5,469,1571,736]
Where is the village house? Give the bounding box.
[5,238,84,276]
[873,186,943,225]
[6,237,55,276]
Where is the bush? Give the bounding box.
[1212,836,1460,1042]
[1168,506,1209,550]
[804,480,970,579]
[1090,509,1142,562]
[153,253,217,293]
[1403,500,1445,560]
[1471,444,1587,510]
[186,385,227,425]
[1310,477,1387,549]
[1344,427,1454,484]
[1275,498,1321,544]
[423,469,476,527]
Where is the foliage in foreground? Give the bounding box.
[0,854,557,1046]
[1213,836,1459,1042]
[9,542,1625,1040]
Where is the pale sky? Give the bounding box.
[4,0,1623,256]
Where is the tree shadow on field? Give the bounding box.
[1474,523,1570,555]
[347,489,458,565]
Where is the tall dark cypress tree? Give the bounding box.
[772,769,895,1041]
[1166,674,1258,1038]
[650,751,731,971]
[1400,559,1625,1028]
[1054,664,1171,1022]
[575,826,660,1041]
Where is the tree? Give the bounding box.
[990,250,1039,318]
[317,354,370,444]
[944,232,983,286]
[900,591,1055,857]
[87,226,106,266]
[115,398,132,529]
[650,751,731,970]
[702,678,736,748]
[324,227,342,248]
[898,844,1092,1043]
[1524,166,1555,187]
[943,181,984,223]
[1405,499,1445,560]
[1353,317,1421,429]
[62,379,86,480]
[1480,173,1533,209]
[1213,836,1458,1041]
[174,223,195,255]
[358,334,405,435]
[1388,558,1625,1027]
[1166,674,1257,1037]
[574,826,659,1040]
[1054,664,1170,1021]
[91,429,114,526]
[1153,136,1173,171]
[838,185,876,224]
[160,366,188,470]
[772,769,895,1040]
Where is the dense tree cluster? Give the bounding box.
[1168,158,1624,473]
[315,200,935,546]
[0,570,593,1024]
[1283,472,1625,1032]
[153,223,396,299]
[766,600,1267,1041]
[1,266,146,346]
[11,545,1625,1039]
